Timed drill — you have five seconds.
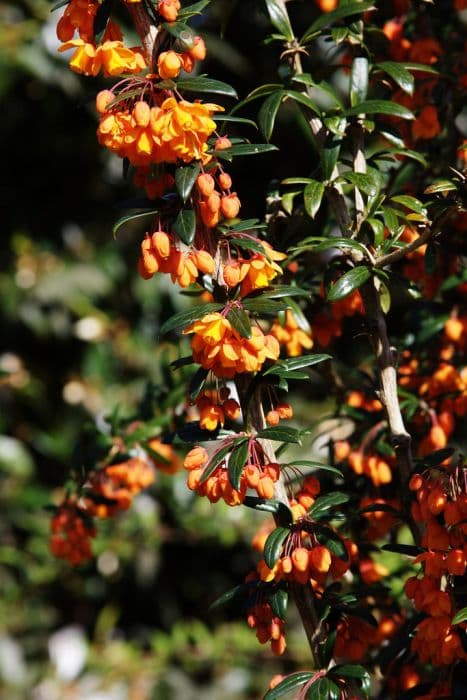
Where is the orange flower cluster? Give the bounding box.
[195,389,241,431]
[86,455,155,518]
[360,497,400,541]
[270,310,313,357]
[310,289,363,348]
[56,0,98,43]
[334,617,377,661]
[183,312,280,378]
[50,503,96,566]
[194,169,244,230]
[222,242,287,296]
[246,600,286,656]
[335,441,393,486]
[183,442,281,505]
[97,94,223,167]
[405,468,467,666]
[265,402,293,427]
[146,438,182,474]
[157,36,206,79]
[59,39,146,77]
[138,232,215,287]
[158,0,181,21]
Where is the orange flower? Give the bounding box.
[158,0,181,21]
[59,39,146,77]
[157,50,183,79]
[183,312,280,378]
[56,0,98,43]
[412,105,441,141]
[270,310,313,357]
[50,503,96,565]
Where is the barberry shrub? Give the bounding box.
[49,0,466,698]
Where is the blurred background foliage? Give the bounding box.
[0,1,343,697]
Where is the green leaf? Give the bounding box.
[287,460,343,478]
[452,607,467,626]
[315,525,348,559]
[327,267,371,302]
[175,163,201,202]
[382,206,399,233]
[209,583,245,611]
[345,100,413,120]
[173,208,196,245]
[256,426,302,444]
[213,115,258,129]
[229,237,267,256]
[264,527,290,569]
[255,286,309,300]
[390,195,427,216]
[112,210,158,238]
[291,75,344,109]
[259,90,285,141]
[264,354,331,375]
[176,76,238,98]
[228,439,249,490]
[376,61,414,95]
[243,497,293,523]
[232,84,283,114]
[307,678,340,700]
[321,136,342,181]
[340,171,379,196]
[159,303,223,335]
[350,57,369,107]
[189,367,209,402]
[381,543,424,556]
[282,177,313,185]
[226,306,250,338]
[269,589,288,619]
[308,492,350,519]
[264,672,314,700]
[301,1,375,42]
[242,298,288,314]
[400,62,439,75]
[51,0,70,10]
[162,21,194,42]
[226,218,265,233]
[367,218,385,247]
[424,179,458,194]
[199,442,233,484]
[284,90,322,117]
[292,236,369,257]
[215,143,278,159]
[178,0,211,19]
[417,447,455,468]
[265,0,294,40]
[331,664,370,695]
[304,180,325,220]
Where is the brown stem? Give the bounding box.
[126,4,160,71]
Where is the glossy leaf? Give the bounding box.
[287,460,343,478]
[376,61,414,95]
[269,589,288,619]
[284,90,322,117]
[308,492,350,519]
[345,100,413,119]
[226,218,265,233]
[256,426,302,444]
[340,171,379,196]
[390,195,427,216]
[321,136,342,181]
[199,442,233,484]
[265,0,294,40]
[243,497,293,524]
[264,527,290,569]
[307,678,340,700]
[51,0,70,9]
[242,298,288,314]
[452,607,467,625]
[209,583,245,611]
[304,180,325,219]
[159,303,223,335]
[215,143,279,160]
[213,114,258,129]
[264,672,314,699]
[264,354,331,375]
[175,163,201,202]
[178,0,211,19]
[258,90,285,141]
[301,1,375,42]
[112,210,158,238]
[327,267,371,302]
[173,208,196,245]
[176,76,238,97]
[331,664,370,695]
[188,367,208,401]
[227,306,252,338]
[255,285,309,300]
[228,439,249,490]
